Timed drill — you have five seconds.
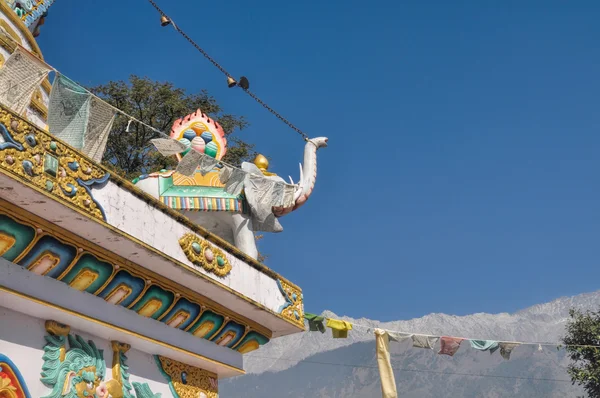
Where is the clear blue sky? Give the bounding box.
[38,1,600,322]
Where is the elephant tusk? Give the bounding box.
[293,162,305,202]
[293,185,303,202]
[289,176,294,185]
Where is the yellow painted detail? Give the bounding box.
[138,299,163,318]
[193,321,215,338]
[68,269,99,291]
[237,340,260,354]
[0,233,15,256]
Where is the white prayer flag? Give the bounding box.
[198,151,219,176]
[48,74,91,149]
[176,149,202,176]
[412,334,439,350]
[0,47,51,115]
[82,97,116,163]
[151,138,187,156]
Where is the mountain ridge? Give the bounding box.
[221,290,600,397]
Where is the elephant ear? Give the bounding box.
[169,109,228,161]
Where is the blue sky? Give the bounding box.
[38,1,600,322]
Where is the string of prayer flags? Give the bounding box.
[176,149,203,176]
[48,74,90,149]
[221,166,246,195]
[281,184,296,207]
[151,138,187,156]
[500,343,520,360]
[83,97,117,163]
[387,332,412,343]
[301,314,563,364]
[198,150,219,175]
[412,334,439,350]
[374,329,398,398]
[48,75,117,162]
[439,337,464,356]
[0,46,51,115]
[326,318,353,339]
[469,339,499,353]
[305,313,326,333]
[241,162,284,233]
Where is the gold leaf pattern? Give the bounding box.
[0,108,109,220]
[179,233,232,277]
[156,355,218,398]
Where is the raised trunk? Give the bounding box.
[293,141,319,210]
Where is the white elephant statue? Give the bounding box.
[134,109,327,260]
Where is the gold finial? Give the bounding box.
[254,154,276,176]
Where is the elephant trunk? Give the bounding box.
[293,140,320,210]
[273,137,327,217]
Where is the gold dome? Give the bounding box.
[253,154,269,171]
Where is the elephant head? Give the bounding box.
[272,136,328,217]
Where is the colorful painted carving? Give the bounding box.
[170,109,227,162]
[179,233,232,277]
[277,279,304,327]
[0,353,32,398]
[0,206,272,353]
[40,320,159,398]
[6,0,52,28]
[155,355,218,398]
[0,109,110,220]
[135,108,328,260]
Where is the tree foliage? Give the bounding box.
[563,308,600,397]
[90,75,256,180]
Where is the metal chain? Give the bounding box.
[145,0,310,141]
[244,89,309,140]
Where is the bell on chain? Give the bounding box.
[227,76,237,88]
[160,15,171,27]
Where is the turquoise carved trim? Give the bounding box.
[154,356,179,398]
[0,209,270,353]
[211,320,245,348]
[132,382,162,398]
[0,213,35,261]
[116,344,160,398]
[18,235,78,278]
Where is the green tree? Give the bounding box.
[563,309,600,397]
[90,75,255,180]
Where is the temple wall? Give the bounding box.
[0,307,176,397]
[93,180,287,313]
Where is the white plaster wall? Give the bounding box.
[93,181,287,313]
[0,307,174,397]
